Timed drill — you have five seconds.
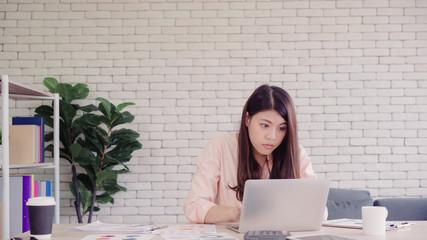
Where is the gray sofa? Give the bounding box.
[373,198,427,221]
[327,188,373,220]
[327,188,427,221]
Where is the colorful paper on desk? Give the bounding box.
[69,220,160,233]
[161,233,237,240]
[80,234,154,240]
[152,224,217,235]
[322,218,414,231]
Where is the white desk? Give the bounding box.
[290,221,427,240]
[16,222,427,240]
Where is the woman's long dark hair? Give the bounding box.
[231,85,300,201]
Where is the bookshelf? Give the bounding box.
[1,75,60,240]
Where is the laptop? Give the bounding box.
[234,178,330,233]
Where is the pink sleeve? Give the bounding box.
[183,138,222,223]
[298,146,317,179]
[298,146,329,220]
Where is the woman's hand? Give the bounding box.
[204,205,241,223]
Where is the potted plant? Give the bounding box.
[35,77,142,223]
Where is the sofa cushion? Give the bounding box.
[374,198,427,221]
[327,188,373,220]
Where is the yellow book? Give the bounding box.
[9,125,38,164]
[31,175,35,197]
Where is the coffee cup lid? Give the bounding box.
[26,197,56,206]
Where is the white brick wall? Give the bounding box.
[1,0,427,224]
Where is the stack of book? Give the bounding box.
[0,175,53,237]
[9,116,45,164]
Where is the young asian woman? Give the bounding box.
[183,85,326,224]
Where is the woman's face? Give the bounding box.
[246,110,287,163]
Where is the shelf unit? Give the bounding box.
[1,75,60,240]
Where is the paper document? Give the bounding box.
[81,234,154,240]
[69,220,167,233]
[152,224,217,235]
[161,233,238,240]
[322,219,363,229]
[322,218,414,231]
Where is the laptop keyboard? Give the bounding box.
[244,230,289,240]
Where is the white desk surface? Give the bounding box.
[16,222,427,240]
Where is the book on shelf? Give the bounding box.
[34,181,39,197]
[36,180,53,197]
[12,116,45,163]
[22,175,32,233]
[46,180,52,197]
[9,125,38,164]
[38,181,44,197]
[0,175,39,237]
[0,176,23,237]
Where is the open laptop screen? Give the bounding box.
[238,179,330,232]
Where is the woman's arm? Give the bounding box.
[204,205,241,223]
[298,146,317,179]
[183,138,222,223]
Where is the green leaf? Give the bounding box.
[96,171,118,189]
[96,192,114,204]
[110,129,140,143]
[78,126,108,154]
[70,143,91,159]
[96,115,112,127]
[35,105,54,128]
[52,82,89,104]
[77,174,94,192]
[96,97,112,119]
[100,154,121,167]
[74,114,102,130]
[68,180,92,215]
[43,77,58,92]
[116,102,135,112]
[104,183,126,195]
[68,182,76,196]
[74,155,97,167]
[44,132,53,143]
[111,111,135,128]
[80,165,97,183]
[60,100,77,127]
[56,83,74,104]
[72,83,90,100]
[70,143,83,157]
[79,104,98,113]
[109,141,142,157]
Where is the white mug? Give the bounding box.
[362,206,388,235]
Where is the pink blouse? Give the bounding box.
[183,133,321,223]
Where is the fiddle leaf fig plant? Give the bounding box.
[72,97,142,222]
[35,77,142,223]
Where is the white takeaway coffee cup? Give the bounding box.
[362,206,388,235]
[26,197,56,239]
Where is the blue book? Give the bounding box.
[46,180,52,197]
[12,117,45,163]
